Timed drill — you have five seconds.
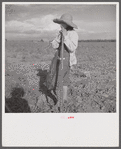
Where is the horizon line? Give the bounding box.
[5,39,116,42]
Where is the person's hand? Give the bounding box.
[61,26,67,37]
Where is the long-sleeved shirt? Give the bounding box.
[51,30,78,66]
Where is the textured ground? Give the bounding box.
[5,40,116,113]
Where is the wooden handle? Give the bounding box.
[61,34,64,70]
[59,33,64,112]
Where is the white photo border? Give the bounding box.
[2,2,119,147]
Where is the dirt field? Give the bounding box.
[5,40,116,113]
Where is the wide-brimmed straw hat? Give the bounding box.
[53,13,78,29]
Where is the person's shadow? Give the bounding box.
[36,69,57,106]
[5,87,31,113]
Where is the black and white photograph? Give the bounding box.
[2,2,119,147]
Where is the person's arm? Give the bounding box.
[64,31,78,53]
[51,32,61,49]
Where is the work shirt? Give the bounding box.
[51,30,78,66]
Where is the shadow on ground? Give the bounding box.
[36,69,57,105]
[5,87,31,113]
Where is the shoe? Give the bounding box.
[63,100,68,112]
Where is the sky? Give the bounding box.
[5,3,116,41]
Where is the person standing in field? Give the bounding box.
[46,13,78,107]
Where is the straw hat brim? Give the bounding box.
[53,18,78,29]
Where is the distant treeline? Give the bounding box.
[5,39,45,42]
[5,39,116,42]
[79,39,116,42]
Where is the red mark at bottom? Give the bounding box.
[60,116,74,119]
[68,116,74,119]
